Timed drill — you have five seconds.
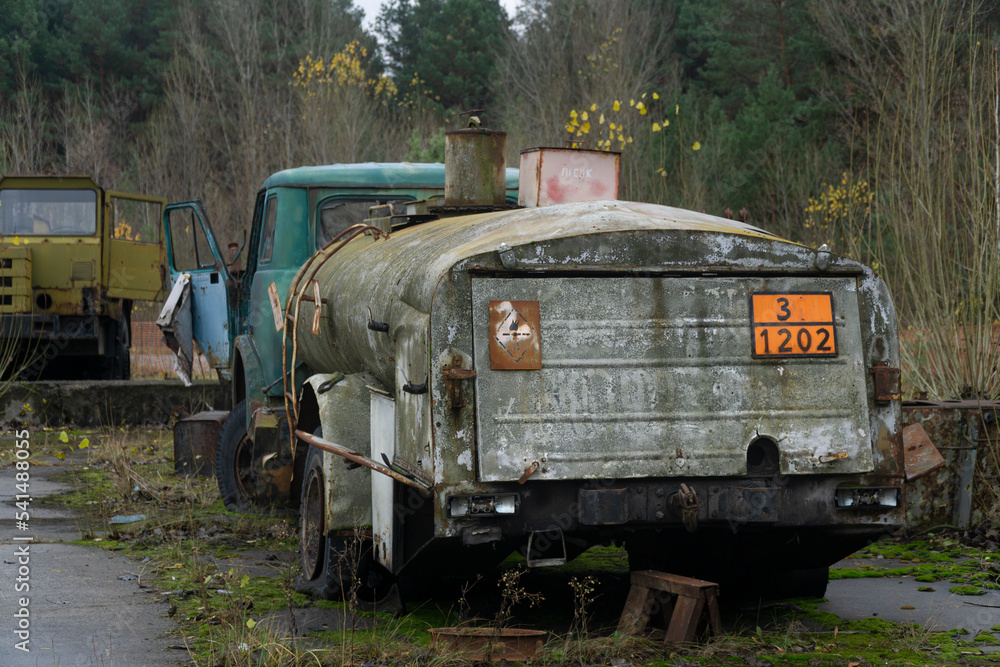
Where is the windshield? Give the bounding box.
[0,188,98,236]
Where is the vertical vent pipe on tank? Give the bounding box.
[444,128,507,207]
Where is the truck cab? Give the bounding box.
[0,176,165,379]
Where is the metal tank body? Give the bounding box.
[290,199,902,577]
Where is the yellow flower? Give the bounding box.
[692,141,701,151]
[675,104,679,115]
[613,100,620,111]
[609,122,616,130]
[581,122,591,133]
[570,109,578,119]
[565,123,575,133]
[642,92,647,98]
[618,134,625,142]
[590,103,597,111]
[630,99,635,107]
[636,101,645,111]
[652,122,662,132]
[653,92,660,100]
[663,119,669,127]
[599,113,605,124]
[581,111,588,121]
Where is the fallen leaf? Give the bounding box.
[900,605,916,610]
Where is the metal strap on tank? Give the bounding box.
[281,223,389,449]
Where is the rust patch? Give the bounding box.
[488,299,541,370]
[902,422,945,481]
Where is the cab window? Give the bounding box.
[316,198,406,248]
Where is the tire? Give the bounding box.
[295,442,345,600]
[215,400,255,512]
[111,307,131,380]
[293,436,398,610]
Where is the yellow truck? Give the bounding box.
[0,176,166,379]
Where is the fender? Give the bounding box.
[234,333,266,428]
[305,372,379,531]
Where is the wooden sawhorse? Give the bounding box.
[617,570,722,643]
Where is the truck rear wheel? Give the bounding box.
[216,400,254,512]
[294,438,397,609]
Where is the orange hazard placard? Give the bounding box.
[750,293,837,358]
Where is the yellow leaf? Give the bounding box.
[54,452,66,460]
[12,236,19,245]
[59,431,69,443]
[78,438,89,450]
[246,618,257,629]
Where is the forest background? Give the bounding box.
[2,0,1000,400]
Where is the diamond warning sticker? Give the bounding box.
[488,300,542,370]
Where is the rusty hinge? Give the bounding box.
[442,355,477,409]
[870,361,901,403]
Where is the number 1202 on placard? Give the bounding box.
[750,293,838,358]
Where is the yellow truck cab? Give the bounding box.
[0,176,165,379]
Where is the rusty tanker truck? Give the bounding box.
[184,132,903,601]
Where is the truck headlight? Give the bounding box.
[447,494,520,518]
[835,486,901,509]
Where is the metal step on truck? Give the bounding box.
[167,131,904,603]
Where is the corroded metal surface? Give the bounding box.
[471,275,872,482]
[173,410,227,476]
[444,129,507,207]
[902,422,945,481]
[902,399,999,529]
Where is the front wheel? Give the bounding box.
[215,400,254,512]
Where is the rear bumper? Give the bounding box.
[439,475,904,560]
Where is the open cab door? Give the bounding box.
[161,201,233,380]
[106,192,168,300]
